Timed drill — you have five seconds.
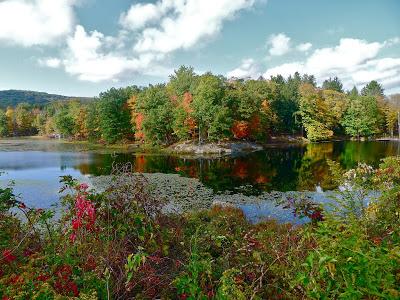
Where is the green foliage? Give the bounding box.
[0,89,92,109]
[0,109,8,137]
[54,108,75,137]
[341,95,382,138]
[361,80,384,97]
[191,73,227,143]
[168,65,198,96]
[97,87,137,143]
[298,219,400,299]
[136,84,174,144]
[322,76,344,93]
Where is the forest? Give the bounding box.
[1,66,400,144]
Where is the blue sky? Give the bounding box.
[0,0,399,97]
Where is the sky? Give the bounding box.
[0,0,399,97]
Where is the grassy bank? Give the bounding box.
[1,158,400,299]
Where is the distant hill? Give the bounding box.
[0,90,93,108]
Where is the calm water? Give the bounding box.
[0,138,399,209]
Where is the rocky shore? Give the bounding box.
[167,141,264,155]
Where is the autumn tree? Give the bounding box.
[299,84,334,141]
[5,107,16,136]
[15,103,36,136]
[167,66,199,141]
[0,109,8,137]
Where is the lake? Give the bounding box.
[0,138,399,211]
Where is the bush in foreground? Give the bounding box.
[1,158,400,299]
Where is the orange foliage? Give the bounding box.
[134,155,146,173]
[232,160,249,179]
[182,92,193,113]
[249,115,261,135]
[232,121,250,139]
[255,175,269,184]
[134,113,145,141]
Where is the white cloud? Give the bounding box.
[128,0,256,54]
[267,33,291,56]
[50,25,169,82]
[262,37,400,93]
[296,42,312,52]
[38,0,257,82]
[119,3,161,30]
[227,58,259,78]
[263,62,304,78]
[0,0,77,47]
[38,58,62,68]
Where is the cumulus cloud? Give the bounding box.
[226,58,260,78]
[267,33,291,56]
[0,0,77,47]
[296,42,312,52]
[57,25,171,82]
[36,0,256,82]
[262,37,400,93]
[119,3,162,30]
[125,0,256,54]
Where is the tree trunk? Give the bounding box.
[198,123,201,146]
[398,111,400,139]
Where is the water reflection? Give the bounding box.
[0,140,399,208]
[71,141,400,193]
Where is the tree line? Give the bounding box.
[0,66,399,143]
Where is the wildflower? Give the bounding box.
[69,233,77,243]
[72,218,82,230]
[2,249,16,263]
[78,183,89,191]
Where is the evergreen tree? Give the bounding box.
[361,80,384,97]
[322,76,344,93]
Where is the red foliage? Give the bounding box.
[54,265,79,297]
[36,274,50,282]
[2,249,16,263]
[70,183,96,243]
[232,121,250,139]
